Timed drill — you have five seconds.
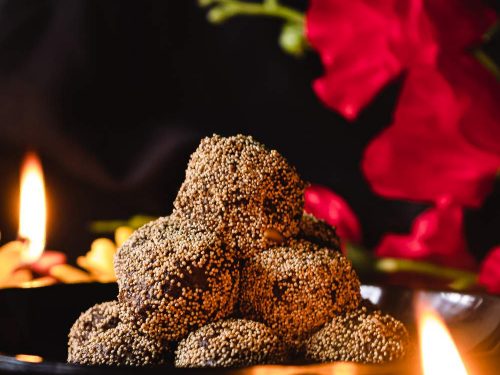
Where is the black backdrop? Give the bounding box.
[0,0,498,262]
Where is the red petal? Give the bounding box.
[442,55,500,157]
[305,0,495,121]
[479,246,500,294]
[304,184,362,243]
[306,0,437,120]
[375,196,476,270]
[362,67,500,207]
[424,0,497,54]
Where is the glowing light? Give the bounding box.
[19,152,47,263]
[15,354,43,363]
[419,304,468,375]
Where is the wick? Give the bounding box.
[17,235,31,247]
[16,236,33,265]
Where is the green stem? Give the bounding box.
[448,274,478,290]
[201,0,304,24]
[473,49,500,80]
[375,257,478,290]
[472,20,500,80]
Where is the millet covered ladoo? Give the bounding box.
[68,134,409,368]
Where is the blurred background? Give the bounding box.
[0,0,498,262]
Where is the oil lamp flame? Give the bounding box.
[418,304,468,375]
[18,152,47,263]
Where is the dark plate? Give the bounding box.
[0,283,499,374]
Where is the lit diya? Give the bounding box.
[0,152,66,288]
[0,153,126,288]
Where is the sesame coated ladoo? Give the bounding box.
[305,302,410,363]
[239,239,361,346]
[175,319,287,367]
[114,215,239,341]
[68,301,171,366]
[298,212,341,252]
[173,134,307,259]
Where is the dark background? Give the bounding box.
[0,0,498,263]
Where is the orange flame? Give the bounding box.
[418,304,468,375]
[19,152,47,263]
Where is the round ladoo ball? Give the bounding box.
[68,301,119,349]
[173,134,307,259]
[305,303,410,363]
[68,301,171,367]
[175,319,287,367]
[298,213,341,252]
[240,240,361,346]
[114,216,239,341]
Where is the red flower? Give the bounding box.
[304,184,362,243]
[362,67,500,208]
[375,196,476,270]
[305,0,437,120]
[479,246,500,294]
[308,0,499,205]
[305,0,495,121]
[305,0,498,274]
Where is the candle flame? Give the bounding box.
[19,152,47,263]
[418,304,468,375]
